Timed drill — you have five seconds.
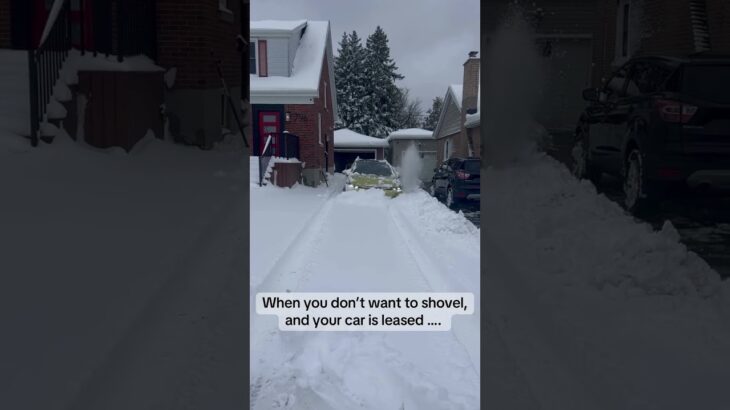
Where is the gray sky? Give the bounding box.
[251,0,480,110]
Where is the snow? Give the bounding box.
[0,133,247,409]
[386,128,434,141]
[483,152,730,408]
[0,50,30,137]
[334,128,388,148]
[250,21,330,96]
[251,19,307,33]
[61,50,164,86]
[251,181,479,409]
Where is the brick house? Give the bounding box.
[433,52,481,164]
[592,0,730,86]
[249,20,337,186]
[0,0,243,149]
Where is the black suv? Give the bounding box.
[573,55,730,214]
[430,157,481,208]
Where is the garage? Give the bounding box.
[333,128,388,172]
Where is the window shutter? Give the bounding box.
[258,40,268,77]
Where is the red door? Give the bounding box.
[259,112,281,156]
[31,0,94,48]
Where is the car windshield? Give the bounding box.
[681,65,730,104]
[463,160,481,175]
[353,160,393,177]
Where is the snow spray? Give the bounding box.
[483,3,545,167]
[400,143,423,193]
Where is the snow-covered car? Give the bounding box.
[343,158,402,197]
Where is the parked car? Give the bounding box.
[573,55,730,214]
[343,158,402,197]
[430,157,481,208]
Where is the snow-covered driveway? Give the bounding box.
[250,181,480,410]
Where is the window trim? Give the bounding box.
[250,40,257,75]
[318,113,322,146]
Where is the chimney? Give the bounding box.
[462,51,480,113]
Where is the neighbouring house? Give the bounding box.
[591,0,730,86]
[0,0,244,150]
[333,128,387,172]
[433,84,463,164]
[387,128,437,181]
[249,19,338,186]
[433,51,481,164]
[484,0,596,135]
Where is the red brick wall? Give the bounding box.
[156,0,241,89]
[284,55,334,172]
[0,0,10,48]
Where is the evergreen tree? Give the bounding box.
[364,26,403,137]
[334,31,369,134]
[422,96,444,131]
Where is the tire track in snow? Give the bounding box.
[251,189,479,409]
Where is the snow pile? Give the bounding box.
[334,128,388,148]
[0,136,247,409]
[483,5,545,167]
[398,143,423,193]
[485,154,721,297]
[483,153,730,408]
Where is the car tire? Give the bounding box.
[446,186,457,209]
[572,131,601,186]
[429,183,437,198]
[623,148,657,216]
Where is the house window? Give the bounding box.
[249,41,257,75]
[324,82,328,110]
[258,40,268,77]
[615,0,640,64]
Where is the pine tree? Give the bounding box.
[422,96,444,131]
[334,31,370,134]
[364,26,404,138]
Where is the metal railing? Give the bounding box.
[90,0,157,62]
[28,0,72,146]
[259,135,273,186]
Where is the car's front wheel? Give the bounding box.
[624,148,657,215]
[572,131,601,186]
[446,186,457,209]
[429,183,437,197]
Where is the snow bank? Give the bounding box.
[484,153,730,408]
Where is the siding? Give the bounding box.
[435,97,461,139]
[265,37,289,76]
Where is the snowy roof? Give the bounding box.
[387,128,434,141]
[449,84,463,109]
[250,20,307,34]
[334,128,388,148]
[250,20,337,120]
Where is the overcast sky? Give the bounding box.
[251,0,480,109]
